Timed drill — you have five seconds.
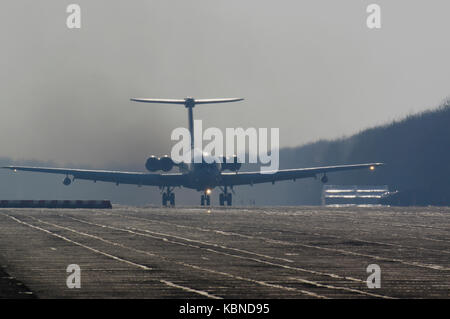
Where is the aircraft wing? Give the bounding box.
[220,163,383,186]
[2,166,185,187]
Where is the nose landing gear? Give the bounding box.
[201,189,212,206]
[200,194,210,206]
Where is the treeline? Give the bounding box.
[273,101,450,206]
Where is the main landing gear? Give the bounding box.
[219,186,232,206]
[162,187,175,207]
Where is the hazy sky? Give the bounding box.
[1,0,449,167]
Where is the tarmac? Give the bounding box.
[0,206,448,298]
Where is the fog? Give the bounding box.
[1,0,449,168]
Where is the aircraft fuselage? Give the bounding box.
[184,161,223,191]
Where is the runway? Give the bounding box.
[0,206,449,298]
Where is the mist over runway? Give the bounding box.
[0,206,449,298]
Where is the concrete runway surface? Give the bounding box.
[0,206,449,298]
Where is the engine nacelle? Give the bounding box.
[63,176,71,186]
[145,156,161,172]
[160,155,174,172]
[145,155,175,172]
[221,155,242,171]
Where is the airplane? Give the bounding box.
[3,97,383,206]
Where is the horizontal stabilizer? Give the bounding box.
[130,98,186,104]
[130,97,244,106]
[195,98,244,104]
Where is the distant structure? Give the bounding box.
[322,185,396,206]
[0,200,112,209]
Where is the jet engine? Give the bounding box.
[145,156,161,172]
[63,176,72,186]
[145,155,175,172]
[160,155,174,172]
[221,155,242,172]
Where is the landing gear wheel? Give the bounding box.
[162,193,168,206]
[219,193,225,206]
[169,193,175,206]
[226,193,232,206]
[201,192,211,206]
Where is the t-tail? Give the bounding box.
[130,97,244,150]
